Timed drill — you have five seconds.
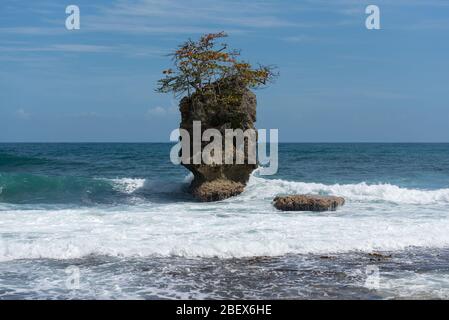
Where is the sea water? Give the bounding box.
[1,143,449,299]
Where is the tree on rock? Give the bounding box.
[156,32,278,202]
[156,32,278,102]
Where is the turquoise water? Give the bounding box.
[1,143,448,204]
[1,143,449,299]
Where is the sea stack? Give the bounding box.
[156,32,276,201]
[179,78,257,202]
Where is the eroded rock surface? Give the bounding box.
[273,195,345,212]
[179,78,257,202]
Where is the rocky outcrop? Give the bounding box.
[179,78,257,202]
[191,179,245,202]
[273,195,345,212]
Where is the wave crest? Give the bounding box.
[245,175,449,205]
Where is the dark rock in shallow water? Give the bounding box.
[273,195,345,212]
[180,78,257,202]
[191,179,245,202]
[368,252,392,261]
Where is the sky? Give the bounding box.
[0,0,448,142]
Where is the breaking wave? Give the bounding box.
[1,170,449,261]
[244,174,449,205]
[0,173,185,204]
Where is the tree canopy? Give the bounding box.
[156,32,277,99]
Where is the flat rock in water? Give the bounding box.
[273,195,345,212]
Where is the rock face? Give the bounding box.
[273,195,345,212]
[179,79,257,202]
[191,179,245,202]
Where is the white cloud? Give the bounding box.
[3,0,449,37]
[147,106,166,116]
[48,44,113,53]
[0,44,111,53]
[81,0,306,35]
[146,105,177,117]
[0,27,64,35]
[16,109,31,119]
[0,44,168,60]
[282,35,313,43]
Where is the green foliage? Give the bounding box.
[156,32,278,100]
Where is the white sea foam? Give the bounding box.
[244,174,449,205]
[379,271,449,299]
[109,177,188,195]
[183,173,194,184]
[1,175,449,261]
[110,178,146,194]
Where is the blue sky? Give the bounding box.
[1,0,448,142]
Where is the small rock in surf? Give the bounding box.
[273,195,345,212]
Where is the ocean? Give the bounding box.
[1,143,449,299]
